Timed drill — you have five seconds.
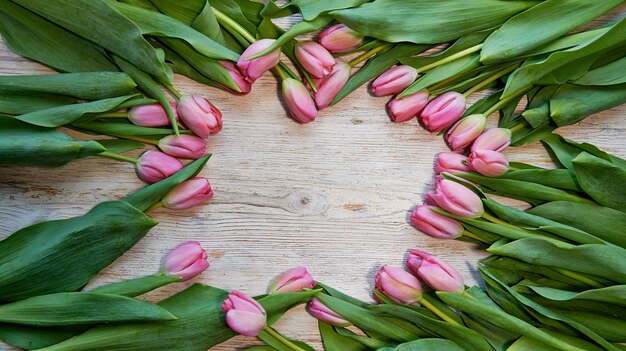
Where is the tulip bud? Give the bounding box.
[372,65,418,96]
[470,128,512,153]
[177,95,223,138]
[435,152,471,174]
[162,241,209,281]
[374,265,422,305]
[222,290,267,337]
[295,41,336,79]
[158,135,208,160]
[270,266,315,294]
[219,60,252,95]
[318,24,364,53]
[128,103,178,127]
[162,177,213,210]
[307,298,351,327]
[468,150,509,177]
[314,63,350,109]
[282,78,318,123]
[430,177,484,218]
[135,150,184,184]
[409,205,463,239]
[387,90,429,123]
[237,39,281,82]
[419,92,466,133]
[445,114,487,151]
[406,249,464,293]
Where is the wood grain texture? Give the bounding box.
[1,7,626,350]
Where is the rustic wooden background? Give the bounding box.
[1,6,625,350]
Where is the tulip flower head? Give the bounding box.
[128,102,178,127]
[269,266,315,294]
[222,290,267,337]
[158,135,208,160]
[314,63,351,110]
[387,90,429,123]
[419,92,466,133]
[237,39,281,83]
[372,65,418,97]
[282,78,318,123]
[468,150,509,177]
[219,60,252,95]
[295,41,336,79]
[374,265,422,305]
[409,205,464,239]
[177,95,223,138]
[430,177,484,218]
[162,241,209,281]
[471,128,512,152]
[162,177,213,210]
[406,249,464,293]
[435,152,471,174]
[318,24,364,53]
[307,298,351,327]
[445,114,487,151]
[135,150,184,184]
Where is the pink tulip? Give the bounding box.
[446,114,487,151]
[162,177,214,210]
[435,152,471,174]
[135,150,184,184]
[318,24,364,53]
[127,102,178,127]
[430,177,484,218]
[471,128,512,153]
[372,65,417,96]
[387,90,429,123]
[237,39,281,82]
[219,60,252,95]
[307,298,351,327]
[468,150,509,177]
[419,92,466,132]
[409,205,463,239]
[270,266,315,294]
[406,249,464,293]
[314,63,351,110]
[163,241,209,281]
[282,78,318,123]
[158,135,208,160]
[295,41,336,79]
[177,95,223,138]
[222,290,267,337]
[374,265,422,305]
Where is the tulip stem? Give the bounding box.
[147,201,164,212]
[261,327,307,351]
[348,43,392,67]
[112,134,159,146]
[462,229,489,244]
[483,86,531,117]
[463,63,521,97]
[97,112,128,118]
[274,64,291,80]
[481,213,519,229]
[211,7,256,44]
[164,84,182,99]
[418,44,483,73]
[97,151,138,164]
[553,268,604,289]
[420,294,461,325]
[508,122,526,134]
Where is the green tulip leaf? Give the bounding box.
[0,293,176,326]
[257,289,320,326]
[330,0,534,44]
[12,0,171,83]
[292,0,368,21]
[0,117,106,167]
[393,338,466,351]
[147,0,225,44]
[549,83,626,127]
[70,121,189,137]
[89,274,181,297]
[16,94,139,128]
[93,139,145,155]
[572,153,626,212]
[0,91,76,115]
[319,322,369,351]
[573,56,626,85]
[0,0,117,72]
[481,0,623,63]
[497,169,582,192]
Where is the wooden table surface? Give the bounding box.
[1,9,626,350]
